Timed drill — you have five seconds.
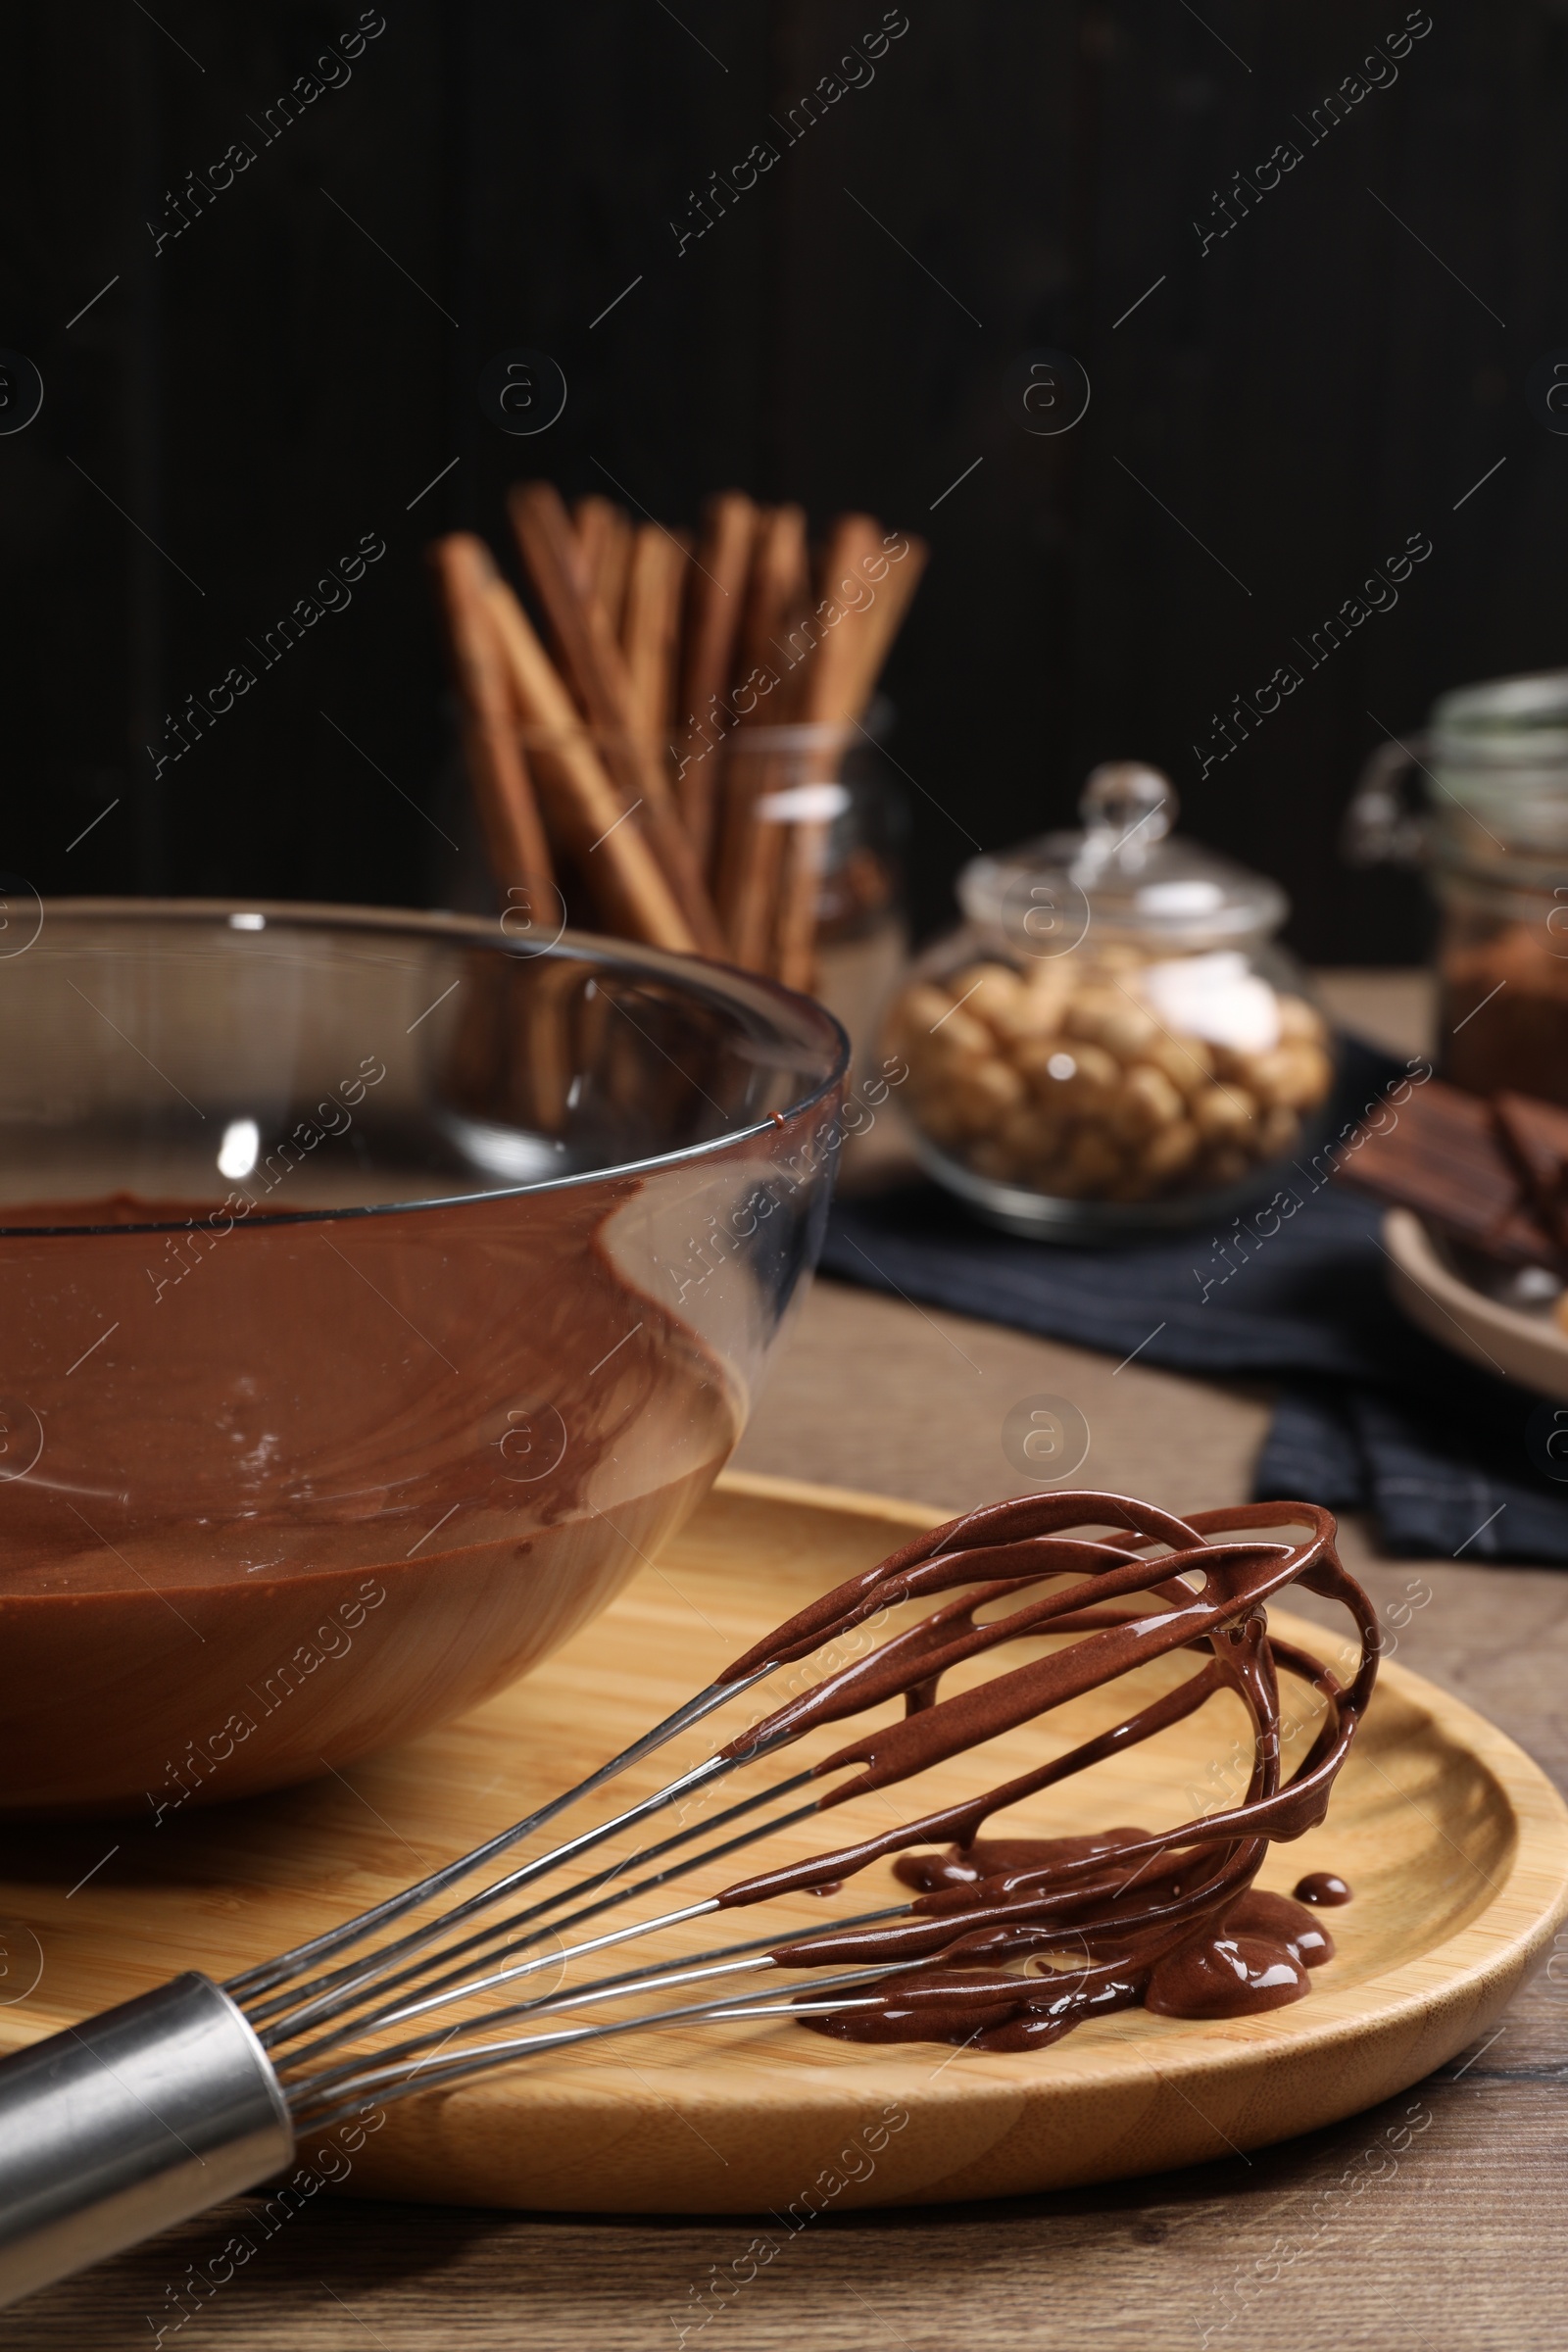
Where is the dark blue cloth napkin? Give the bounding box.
[822,1039,1568,1562]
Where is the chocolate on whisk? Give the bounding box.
[704,1491,1377,2047]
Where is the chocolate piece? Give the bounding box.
[1494,1091,1568,1253]
[1342,1077,1560,1266]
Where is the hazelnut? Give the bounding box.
[1215,1034,1331,1109]
[1141,1118,1201,1185]
[888,983,954,1045]
[926,1005,992,1061]
[997,1104,1066,1163]
[1276,994,1328,1046]
[1226,1048,1278,1102]
[1257,1102,1301,1159]
[959,1056,1028,1118]
[1141,1033,1214,1099]
[1065,992,1159,1061]
[1012,1036,1071,1089]
[911,1084,970,1146]
[1057,1128,1125,1196]
[1192,1085,1258,1145]
[1060,985,1116,1030]
[1204,1146,1251,1188]
[1018,962,1077,1030]
[990,990,1065,1043]
[1062,1041,1121,1105]
[945,961,1004,998]
[1273,1042,1333,1110]
[968,1137,1022,1182]
[1109,1062,1186,1142]
[951,964,1031,1038]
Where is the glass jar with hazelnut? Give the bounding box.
[885,763,1336,1238]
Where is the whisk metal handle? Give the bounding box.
[0,1972,293,2311]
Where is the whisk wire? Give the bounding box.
[227,1667,776,2003]
[241,1740,763,2034]
[274,1894,721,2072]
[288,1965,913,2134]
[260,1782,829,2059]
[279,1905,911,2101]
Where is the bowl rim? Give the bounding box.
[0,898,850,1237]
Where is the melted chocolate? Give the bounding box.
[1293,1871,1352,1906]
[802,1838,1336,2044]
[0,1189,736,1812]
[697,1491,1376,2053]
[892,1830,1147,1894]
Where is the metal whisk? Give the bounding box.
[0,1490,1377,2309]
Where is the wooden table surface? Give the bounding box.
[13,974,1568,2352]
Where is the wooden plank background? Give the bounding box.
[1,2,1563,955]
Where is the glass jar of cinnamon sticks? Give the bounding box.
[427,483,926,1016]
[712,715,906,1065]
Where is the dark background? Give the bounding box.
[2,0,1561,960]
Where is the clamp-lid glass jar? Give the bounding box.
[885,763,1335,1239]
[1345,666,1568,1104]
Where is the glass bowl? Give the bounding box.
[0,902,846,1814]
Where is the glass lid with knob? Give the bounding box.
[957,762,1288,954]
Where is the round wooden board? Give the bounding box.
[4,1471,1568,2212]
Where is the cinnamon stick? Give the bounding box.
[509,481,725,956]
[620,523,687,762]
[482,572,698,956]
[769,514,890,990]
[714,507,809,965]
[674,490,757,867]
[426,534,555,912]
[734,504,808,720]
[841,530,929,720]
[573,494,632,634]
[771,532,929,983]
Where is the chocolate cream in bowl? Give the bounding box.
[0,1182,736,1815]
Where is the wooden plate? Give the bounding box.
[1383,1204,1568,1400]
[4,1472,1567,2211]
